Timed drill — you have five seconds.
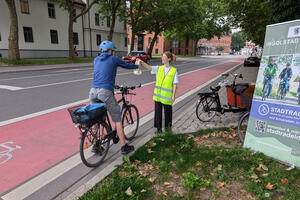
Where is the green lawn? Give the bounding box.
[0,57,94,65]
[79,128,300,200]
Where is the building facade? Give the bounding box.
[198,35,232,55]
[0,0,128,58]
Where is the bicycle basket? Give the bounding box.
[67,103,107,124]
[67,104,87,124]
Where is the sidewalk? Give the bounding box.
[173,65,259,133]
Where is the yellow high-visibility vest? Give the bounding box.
[153,65,177,105]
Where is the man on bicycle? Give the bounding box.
[89,41,140,155]
[277,63,292,97]
[263,58,278,97]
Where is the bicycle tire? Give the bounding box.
[80,122,111,168]
[196,96,217,122]
[262,82,269,101]
[237,111,250,143]
[122,104,139,141]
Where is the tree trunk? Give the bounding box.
[130,30,136,52]
[107,11,116,41]
[147,31,159,58]
[193,40,198,56]
[5,0,20,61]
[67,1,75,59]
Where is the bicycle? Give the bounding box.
[277,79,287,99]
[196,73,250,122]
[68,84,140,168]
[262,74,272,101]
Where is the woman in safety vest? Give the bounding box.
[136,51,178,133]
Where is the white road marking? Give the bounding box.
[0,85,23,91]
[0,62,242,200]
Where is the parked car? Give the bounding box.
[244,56,260,66]
[122,51,150,64]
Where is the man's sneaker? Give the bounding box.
[121,144,134,155]
[91,140,104,154]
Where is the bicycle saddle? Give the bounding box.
[210,85,221,92]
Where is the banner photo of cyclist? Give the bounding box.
[244,19,300,168]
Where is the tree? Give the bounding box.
[4,0,20,61]
[216,46,224,51]
[164,0,230,56]
[270,0,300,23]
[231,31,246,51]
[98,0,124,41]
[224,0,271,46]
[58,0,98,59]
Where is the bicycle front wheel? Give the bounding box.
[122,104,139,141]
[196,96,217,122]
[80,122,111,168]
[237,111,250,143]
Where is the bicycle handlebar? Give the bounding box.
[114,83,141,90]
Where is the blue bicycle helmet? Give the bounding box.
[99,41,116,51]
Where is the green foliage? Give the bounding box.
[269,0,300,23]
[216,46,224,52]
[181,172,211,190]
[231,31,246,51]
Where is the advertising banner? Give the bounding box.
[244,19,300,168]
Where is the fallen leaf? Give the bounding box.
[150,142,157,147]
[147,148,154,153]
[195,161,202,166]
[162,191,167,196]
[217,181,226,187]
[266,182,274,190]
[203,135,209,139]
[251,174,258,180]
[125,187,133,196]
[149,176,156,183]
[164,182,171,186]
[141,189,146,193]
[262,173,268,177]
[256,167,262,172]
[200,187,206,191]
[217,164,223,170]
[259,164,268,171]
[281,178,288,184]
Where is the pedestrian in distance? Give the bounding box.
[136,51,179,134]
[74,46,78,56]
[89,40,140,155]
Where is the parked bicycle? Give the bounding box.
[68,84,140,168]
[262,74,272,101]
[196,73,255,143]
[237,111,250,143]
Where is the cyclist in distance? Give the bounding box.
[89,40,140,155]
[263,58,278,97]
[277,63,293,97]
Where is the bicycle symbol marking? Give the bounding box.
[0,142,22,165]
[258,104,269,116]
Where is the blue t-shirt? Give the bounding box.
[91,52,138,92]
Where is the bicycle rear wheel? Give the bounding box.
[80,122,111,168]
[237,111,250,143]
[196,96,217,122]
[122,104,139,141]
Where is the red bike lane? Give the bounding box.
[0,60,242,195]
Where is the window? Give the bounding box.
[50,30,58,44]
[95,13,99,26]
[23,27,33,43]
[73,9,76,22]
[148,37,152,45]
[96,34,101,46]
[48,3,55,18]
[172,40,178,48]
[124,21,126,30]
[156,38,159,45]
[155,48,158,54]
[20,0,29,14]
[124,37,127,47]
[73,32,78,45]
[106,16,110,27]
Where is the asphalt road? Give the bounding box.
[0,56,234,122]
